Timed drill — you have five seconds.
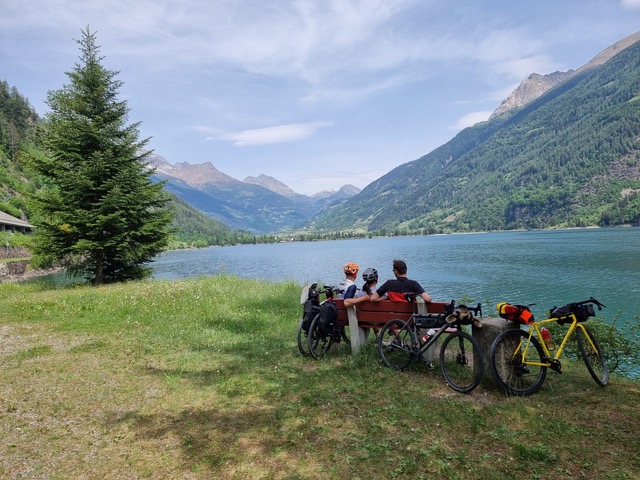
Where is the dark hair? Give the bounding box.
[393,259,407,275]
[362,281,375,295]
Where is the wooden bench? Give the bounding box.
[333,299,452,354]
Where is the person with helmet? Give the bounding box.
[344,267,379,306]
[343,266,381,336]
[336,262,359,300]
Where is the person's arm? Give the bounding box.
[344,294,370,306]
[410,280,431,303]
[343,284,358,300]
[370,288,387,302]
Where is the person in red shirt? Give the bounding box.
[370,259,432,303]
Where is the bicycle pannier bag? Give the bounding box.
[497,302,534,325]
[318,300,339,332]
[301,299,319,333]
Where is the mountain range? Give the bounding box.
[309,31,640,234]
[153,31,640,236]
[148,154,360,234]
[2,32,639,243]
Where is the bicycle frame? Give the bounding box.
[491,297,607,395]
[377,301,484,393]
[511,314,603,375]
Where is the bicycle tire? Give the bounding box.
[439,330,484,394]
[341,326,351,345]
[490,329,547,396]
[297,318,310,356]
[576,326,609,386]
[377,319,417,370]
[308,314,334,360]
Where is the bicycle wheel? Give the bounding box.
[340,326,351,345]
[490,329,547,396]
[377,319,417,370]
[308,314,334,360]
[439,330,484,394]
[297,319,310,356]
[576,326,608,386]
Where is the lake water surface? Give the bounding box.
[152,228,640,323]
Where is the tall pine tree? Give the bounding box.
[29,27,173,284]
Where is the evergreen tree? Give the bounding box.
[29,27,173,284]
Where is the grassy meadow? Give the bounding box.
[0,276,638,479]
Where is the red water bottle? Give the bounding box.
[541,327,555,350]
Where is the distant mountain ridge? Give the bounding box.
[311,31,640,233]
[148,154,360,234]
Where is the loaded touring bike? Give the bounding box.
[297,284,349,359]
[377,295,485,394]
[491,297,608,395]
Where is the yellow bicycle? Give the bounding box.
[490,297,608,395]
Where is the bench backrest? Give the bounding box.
[333,300,451,329]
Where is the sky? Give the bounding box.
[2,1,640,196]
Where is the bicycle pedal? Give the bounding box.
[550,360,562,373]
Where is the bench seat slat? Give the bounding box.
[333,299,451,328]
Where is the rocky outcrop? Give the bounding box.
[490,31,640,119]
[490,71,572,119]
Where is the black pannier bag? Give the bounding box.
[301,299,320,333]
[317,300,339,333]
[550,303,596,325]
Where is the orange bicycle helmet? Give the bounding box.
[343,262,359,276]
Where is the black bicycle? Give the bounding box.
[377,296,485,393]
[297,285,349,359]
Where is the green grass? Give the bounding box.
[0,276,638,479]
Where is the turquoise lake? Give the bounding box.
[152,228,639,324]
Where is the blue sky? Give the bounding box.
[2,1,639,195]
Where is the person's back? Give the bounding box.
[370,259,432,303]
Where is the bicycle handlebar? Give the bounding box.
[570,297,606,310]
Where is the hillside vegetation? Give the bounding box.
[312,40,640,234]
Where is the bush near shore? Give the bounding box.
[0,276,638,479]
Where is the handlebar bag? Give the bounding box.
[550,303,595,324]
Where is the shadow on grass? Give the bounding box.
[107,364,360,477]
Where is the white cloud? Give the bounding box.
[621,0,640,8]
[210,121,332,147]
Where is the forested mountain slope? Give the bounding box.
[311,38,640,234]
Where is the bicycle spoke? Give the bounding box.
[439,331,484,393]
[490,329,547,396]
[577,326,608,386]
[308,315,334,360]
[377,319,416,370]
